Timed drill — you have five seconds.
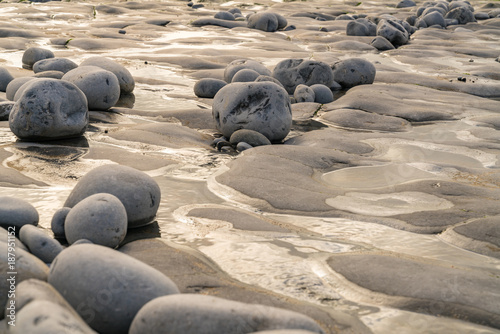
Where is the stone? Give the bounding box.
[129,294,324,334]
[64,164,161,228]
[422,6,447,17]
[229,129,272,147]
[48,244,180,334]
[346,18,376,36]
[224,59,271,83]
[422,11,446,27]
[370,36,395,51]
[212,82,292,142]
[396,0,416,8]
[0,67,14,92]
[0,196,38,231]
[80,56,135,93]
[0,227,28,252]
[320,108,411,132]
[22,47,54,70]
[331,58,376,88]
[193,78,227,98]
[228,8,242,15]
[33,57,78,74]
[335,14,353,20]
[9,79,89,140]
[62,66,121,111]
[272,59,335,94]
[232,68,261,83]
[0,101,14,121]
[474,12,490,20]
[51,207,71,238]
[214,11,235,20]
[65,193,128,248]
[445,7,476,24]
[254,75,284,87]
[33,70,65,79]
[236,142,253,151]
[310,84,334,104]
[376,19,409,47]
[247,12,286,32]
[10,300,97,334]
[19,225,64,263]
[5,77,37,101]
[294,84,316,103]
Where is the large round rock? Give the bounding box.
[19,225,64,263]
[331,58,376,88]
[9,79,88,140]
[62,66,120,111]
[48,244,179,334]
[376,19,409,46]
[193,78,227,98]
[0,196,39,230]
[224,59,271,83]
[80,56,135,93]
[272,59,334,94]
[64,165,161,228]
[65,193,127,248]
[129,294,324,334]
[0,67,14,92]
[212,82,292,142]
[22,47,55,70]
[33,57,78,74]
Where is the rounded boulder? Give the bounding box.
[376,19,409,47]
[229,129,272,147]
[80,56,135,93]
[63,164,161,228]
[232,68,261,83]
[0,196,39,230]
[19,225,64,263]
[22,47,55,70]
[0,67,14,92]
[224,59,271,83]
[272,59,334,94]
[294,84,315,103]
[33,57,78,74]
[193,78,227,98]
[212,82,292,142]
[331,58,376,88]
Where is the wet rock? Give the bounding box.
[335,14,354,20]
[129,294,324,334]
[396,0,416,8]
[445,7,476,24]
[310,84,334,104]
[331,58,376,89]
[0,196,38,230]
[65,193,127,248]
[51,207,70,239]
[346,18,376,36]
[423,11,446,27]
[33,70,65,79]
[194,78,227,98]
[214,11,235,21]
[232,68,261,83]
[294,84,315,103]
[19,225,63,263]
[33,57,78,74]
[5,77,37,101]
[230,129,272,147]
[80,56,135,94]
[9,79,89,140]
[0,101,14,121]
[236,142,253,151]
[272,59,334,94]
[62,66,120,111]
[11,300,97,334]
[248,12,287,32]
[255,75,284,87]
[376,19,409,47]
[474,12,490,20]
[0,67,14,92]
[48,244,180,334]
[64,164,161,228]
[370,36,395,51]
[21,47,54,70]
[212,82,292,142]
[224,59,272,83]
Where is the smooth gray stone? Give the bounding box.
[423,11,446,27]
[33,70,65,79]
[190,18,247,29]
[0,67,14,92]
[22,47,54,70]
[33,57,78,74]
[0,101,14,121]
[331,58,376,88]
[247,12,285,32]
[254,75,284,87]
[421,6,447,17]
[80,56,135,94]
[64,164,161,228]
[396,0,416,8]
[272,59,334,94]
[5,77,37,101]
[474,12,490,20]
[72,239,94,245]
[212,82,292,142]
[48,244,180,334]
[445,7,477,24]
[414,17,428,28]
[346,18,376,36]
[1,243,49,315]
[224,59,271,83]
[11,300,97,334]
[129,294,324,334]
[65,193,127,248]
[370,36,395,51]
[214,11,235,20]
[19,225,63,263]
[448,0,474,12]
[9,79,88,140]
[229,129,272,147]
[294,84,315,103]
[376,19,409,46]
[232,68,261,83]
[0,196,39,231]
[236,141,253,152]
[310,84,334,104]
[193,78,227,98]
[228,7,242,15]
[335,14,353,20]
[62,66,120,111]
[51,207,70,238]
